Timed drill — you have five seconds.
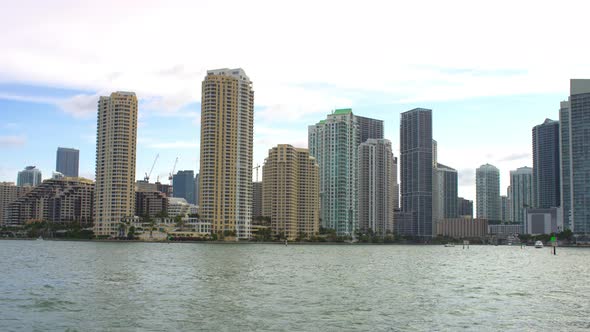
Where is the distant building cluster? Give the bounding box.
[1,73,589,240]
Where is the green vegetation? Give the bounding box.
[15,221,95,239]
[253,227,272,242]
[174,215,184,230]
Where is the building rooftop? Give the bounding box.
[571,79,590,95]
[437,163,457,172]
[333,108,352,115]
[207,68,250,81]
[402,108,432,115]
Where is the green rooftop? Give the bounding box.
[333,108,352,115]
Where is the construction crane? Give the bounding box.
[144,154,159,182]
[168,157,179,185]
[253,164,261,182]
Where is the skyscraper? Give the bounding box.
[308,109,360,237]
[198,68,254,239]
[94,91,138,237]
[457,197,473,217]
[0,182,32,226]
[433,163,458,223]
[561,79,590,233]
[56,147,79,177]
[532,119,560,209]
[358,139,395,236]
[262,144,319,240]
[393,156,399,209]
[194,173,200,207]
[476,164,500,221]
[356,115,384,143]
[173,170,195,205]
[400,108,433,237]
[17,166,42,187]
[308,109,383,237]
[510,166,533,225]
[560,100,571,229]
[252,181,262,219]
[500,195,510,223]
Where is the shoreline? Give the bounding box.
[2,238,589,247]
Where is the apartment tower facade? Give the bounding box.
[262,144,319,240]
[198,68,254,239]
[560,79,590,233]
[433,163,458,223]
[510,166,533,225]
[173,170,196,205]
[476,164,500,221]
[358,139,395,236]
[400,108,433,237]
[56,147,80,177]
[17,166,42,187]
[308,109,383,237]
[532,119,560,209]
[94,91,138,237]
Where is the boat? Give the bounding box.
[535,240,543,248]
[444,243,455,247]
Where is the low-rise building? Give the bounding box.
[436,217,488,239]
[488,224,523,236]
[135,191,168,218]
[168,197,190,217]
[525,207,563,235]
[121,216,211,240]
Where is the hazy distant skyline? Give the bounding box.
[1,0,589,202]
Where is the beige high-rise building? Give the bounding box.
[0,182,32,226]
[358,139,396,236]
[94,91,138,237]
[6,177,94,227]
[262,144,320,241]
[198,68,254,239]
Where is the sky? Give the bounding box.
[1,0,590,203]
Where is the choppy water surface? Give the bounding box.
[1,241,589,331]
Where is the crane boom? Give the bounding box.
[168,157,179,185]
[144,154,159,182]
[253,164,261,182]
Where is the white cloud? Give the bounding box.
[1,0,588,116]
[57,94,100,119]
[0,135,26,147]
[1,0,589,191]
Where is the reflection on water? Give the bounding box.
[1,241,589,331]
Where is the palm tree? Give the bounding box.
[148,218,155,238]
[174,215,185,231]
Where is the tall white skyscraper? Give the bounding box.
[510,167,533,225]
[476,164,500,221]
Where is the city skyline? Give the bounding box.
[1,1,589,206]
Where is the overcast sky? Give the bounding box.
[1,0,590,202]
